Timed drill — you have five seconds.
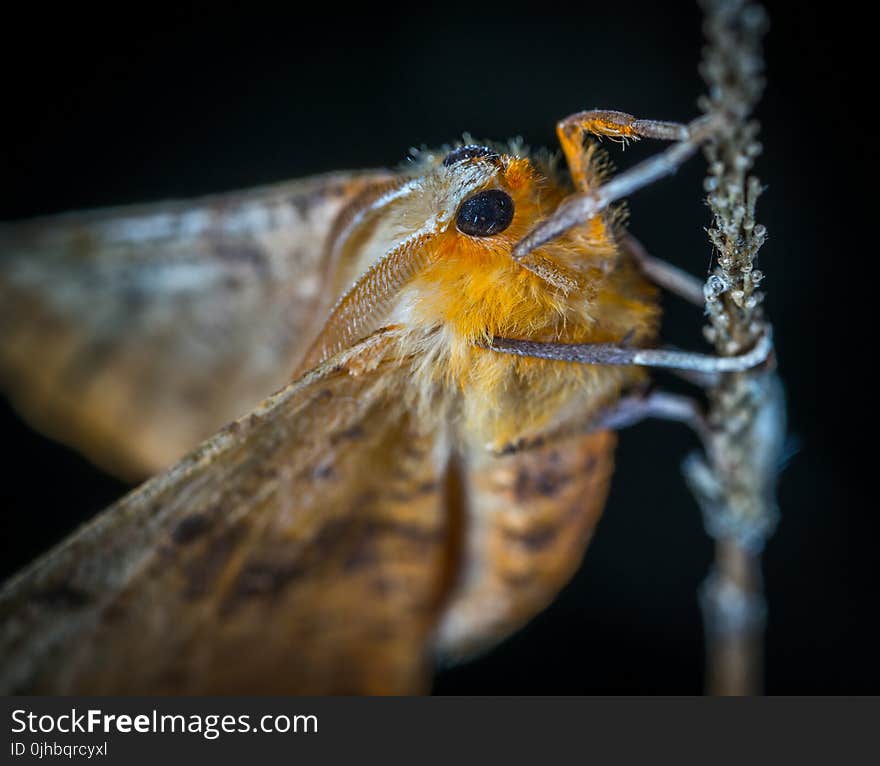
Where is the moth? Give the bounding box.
[0,109,766,694]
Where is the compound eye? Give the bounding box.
[443,144,497,167]
[456,189,515,237]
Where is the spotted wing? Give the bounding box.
[436,430,617,663]
[0,331,454,695]
[0,171,389,480]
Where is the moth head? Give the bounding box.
[413,142,602,296]
[305,141,616,368]
[374,142,623,350]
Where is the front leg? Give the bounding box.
[558,109,694,189]
[515,111,724,259]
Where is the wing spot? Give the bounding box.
[312,462,335,480]
[172,513,212,545]
[330,425,365,444]
[503,523,561,552]
[231,561,310,597]
[514,467,571,501]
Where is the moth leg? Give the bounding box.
[488,330,772,375]
[616,234,752,387]
[621,233,705,307]
[561,108,691,145]
[514,113,724,259]
[589,389,710,444]
[557,109,691,189]
[498,389,710,458]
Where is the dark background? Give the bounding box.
[0,2,872,693]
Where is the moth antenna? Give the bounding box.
[298,232,436,372]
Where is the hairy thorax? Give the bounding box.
[309,145,661,452]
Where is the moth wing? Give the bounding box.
[0,330,453,695]
[437,430,617,662]
[0,170,390,480]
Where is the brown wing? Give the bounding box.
[436,430,617,663]
[0,330,455,695]
[0,170,390,480]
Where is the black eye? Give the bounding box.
[443,144,497,167]
[456,190,515,237]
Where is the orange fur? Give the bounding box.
[313,149,661,450]
[406,155,659,448]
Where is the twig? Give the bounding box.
[686,0,787,696]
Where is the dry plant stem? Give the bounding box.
[689,0,782,696]
[702,540,765,695]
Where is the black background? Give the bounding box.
[0,2,873,693]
